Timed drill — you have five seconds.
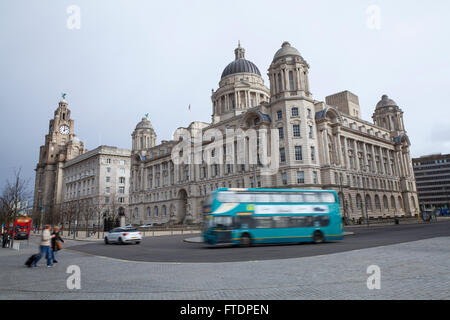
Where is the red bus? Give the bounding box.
[14,217,32,240]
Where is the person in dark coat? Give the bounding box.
[51,226,64,263]
[2,229,10,248]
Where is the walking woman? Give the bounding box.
[51,226,64,263]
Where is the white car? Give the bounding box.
[104,228,142,245]
[139,223,153,228]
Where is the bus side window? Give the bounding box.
[273,216,290,228]
[303,193,319,203]
[253,194,266,203]
[238,216,252,229]
[320,193,336,203]
[254,217,273,229]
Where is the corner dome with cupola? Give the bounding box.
[212,42,270,124]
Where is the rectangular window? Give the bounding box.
[307,109,312,118]
[293,124,300,137]
[313,171,318,184]
[106,158,111,164]
[120,168,125,175]
[106,176,110,183]
[120,160,125,165]
[291,107,299,117]
[106,187,110,193]
[278,127,284,140]
[295,146,302,161]
[119,186,125,194]
[282,172,287,185]
[105,197,110,204]
[309,125,313,138]
[277,110,282,120]
[311,146,315,161]
[106,167,111,173]
[280,148,286,163]
[297,171,305,184]
[119,177,125,184]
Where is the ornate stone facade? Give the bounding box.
[33,98,86,224]
[129,42,418,225]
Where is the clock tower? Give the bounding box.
[33,96,86,226]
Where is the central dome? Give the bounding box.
[221,42,261,79]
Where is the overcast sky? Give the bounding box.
[1,0,450,193]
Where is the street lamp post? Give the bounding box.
[73,174,89,240]
[338,174,349,225]
[362,164,370,227]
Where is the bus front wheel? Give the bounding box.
[240,234,252,247]
[313,230,324,244]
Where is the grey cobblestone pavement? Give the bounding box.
[0,235,448,300]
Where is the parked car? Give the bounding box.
[139,223,153,228]
[104,228,142,245]
[124,224,133,228]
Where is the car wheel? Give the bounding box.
[118,237,124,245]
[240,233,252,247]
[313,230,324,244]
[135,241,140,245]
[104,237,109,245]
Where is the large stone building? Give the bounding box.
[33,98,86,225]
[413,153,450,210]
[61,145,131,229]
[127,41,418,225]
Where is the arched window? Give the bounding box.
[411,196,416,209]
[398,196,403,210]
[365,195,372,211]
[278,73,283,91]
[375,195,381,210]
[162,205,167,216]
[134,207,139,218]
[147,207,151,217]
[154,206,159,217]
[383,196,389,210]
[356,194,362,210]
[391,196,396,210]
[289,70,295,91]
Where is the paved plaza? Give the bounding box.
[0,222,449,300]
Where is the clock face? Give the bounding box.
[59,125,69,135]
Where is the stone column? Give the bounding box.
[371,145,377,174]
[322,130,330,165]
[343,136,350,169]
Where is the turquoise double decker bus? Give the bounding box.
[203,188,344,246]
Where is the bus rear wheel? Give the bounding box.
[313,230,324,244]
[240,234,252,247]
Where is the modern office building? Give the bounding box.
[413,154,450,210]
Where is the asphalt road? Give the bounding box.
[68,221,450,263]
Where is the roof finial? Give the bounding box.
[234,41,245,60]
